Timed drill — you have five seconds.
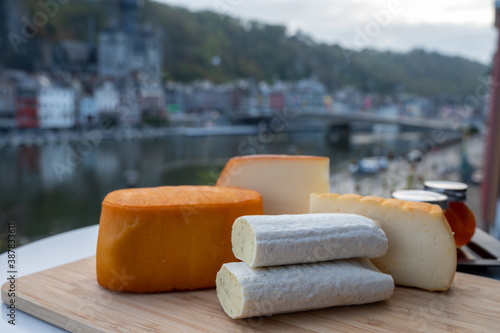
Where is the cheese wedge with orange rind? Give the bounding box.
[310,193,456,291]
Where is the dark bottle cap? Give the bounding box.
[392,190,449,210]
[423,180,467,202]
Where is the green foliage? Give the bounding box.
[15,0,490,97]
[24,0,111,40]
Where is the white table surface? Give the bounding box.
[0,225,99,333]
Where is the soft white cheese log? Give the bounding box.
[310,193,457,291]
[216,259,394,319]
[232,213,388,268]
[216,155,329,214]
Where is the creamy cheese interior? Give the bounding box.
[216,265,243,319]
[232,218,256,267]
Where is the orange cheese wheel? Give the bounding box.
[96,186,263,292]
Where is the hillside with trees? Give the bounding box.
[2,0,490,98]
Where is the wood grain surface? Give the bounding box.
[2,257,500,333]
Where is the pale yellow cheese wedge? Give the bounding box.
[310,193,456,291]
[216,155,329,214]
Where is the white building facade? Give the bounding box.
[38,87,76,129]
[94,81,120,115]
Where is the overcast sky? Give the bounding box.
[157,0,498,65]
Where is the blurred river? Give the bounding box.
[0,129,464,252]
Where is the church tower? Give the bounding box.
[120,0,143,33]
[98,0,161,79]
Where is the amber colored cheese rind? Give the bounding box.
[310,193,456,291]
[216,155,330,214]
[96,186,264,292]
[102,185,262,208]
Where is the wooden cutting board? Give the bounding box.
[2,257,500,333]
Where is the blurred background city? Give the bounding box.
[0,0,498,252]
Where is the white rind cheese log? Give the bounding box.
[310,193,457,291]
[216,155,329,214]
[232,213,388,268]
[216,259,394,319]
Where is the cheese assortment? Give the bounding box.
[216,154,329,214]
[94,152,459,321]
[96,186,263,292]
[216,259,394,319]
[232,213,388,267]
[310,193,457,291]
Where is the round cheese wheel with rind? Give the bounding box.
[96,186,264,292]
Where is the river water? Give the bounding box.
[0,129,457,252]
